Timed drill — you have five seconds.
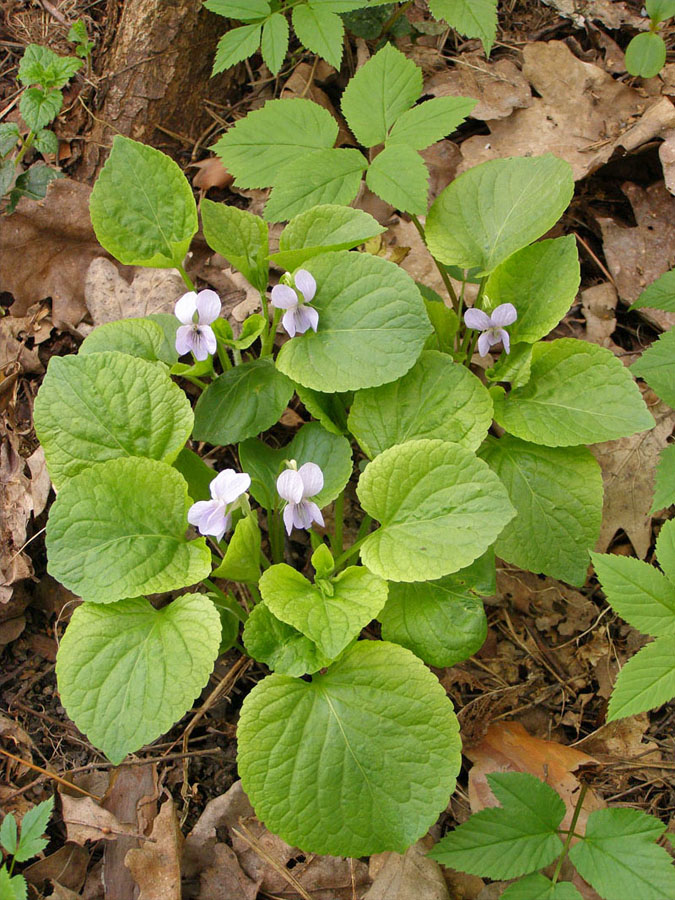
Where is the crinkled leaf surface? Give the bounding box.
[425,155,574,275]
[56,593,220,764]
[348,350,492,457]
[193,359,293,445]
[46,457,211,603]
[428,0,498,53]
[492,339,654,446]
[275,251,431,392]
[239,421,352,510]
[631,328,675,408]
[501,875,583,900]
[260,563,387,658]
[237,640,461,856]
[19,88,62,132]
[357,439,515,582]
[606,637,675,721]
[79,317,176,364]
[568,808,675,900]
[485,237,580,344]
[480,436,602,585]
[365,144,429,214]
[90,136,197,268]
[387,96,476,150]
[429,772,565,879]
[34,351,193,488]
[379,577,487,667]
[201,199,269,292]
[243,602,332,676]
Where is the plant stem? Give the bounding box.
[382,0,413,34]
[14,129,35,167]
[460,275,487,365]
[332,534,368,571]
[203,579,247,623]
[331,491,344,557]
[216,343,232,371]
[177,264,195,291]
[355,514,373,543]
[260,308,281,357]
[231,347,242,366]
[182,375,208,389]
[309,529,322,550]
[410,213,459,312]
[268,509,285,564]
[551,783,588,885]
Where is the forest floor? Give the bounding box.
[0,0,674,898]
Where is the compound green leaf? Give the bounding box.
[261,12,289,74]
[426,155,574,275]
[276,251,431,391]
[631,268,675,312]
[348,350,492,458]
[193,359,293,445]
[237,640,461,856]
[13,798,53,862]
[212,23,262,74]
[79,317,175,364]
[652,444,675,513]
[46,457,211,603]
[387,96,476,150]
[56,594,221,764]
[239,421,352,509]
[656,518,675,581]
[270,205,385,270]
[625,32,666,79]
[428,0,498,53]
[264,148,367,222]
[647,0,675,22]
[260,563,387,658]
[203,0,270,19]
[501,874,583,900]
[211,512,261,583]
[607,637,675,720]
[481,436,602,585]
[90,136,198,268]
[213,98,338,190]
[34,351,193,488]
[631,328,675,408]
[429,772,564,877]
[19,87,62,132]
[292,4,344,69]
[492,339,655,446]
[201,199,269,291]
[378,577,486,666]
[243,602,332,676]
[0,815,17,855]
[357,439,515,582]
[485,236,580,344]
[568,808,675,900]
[365,144,429,214]
[0,866,26,900]
[591,550,675,637]
[341,43,421,148]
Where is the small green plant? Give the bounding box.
[625,0,675,78]
[205,0,498,75]
[0,44,82,214]
[429,772,675,900]
[0,797,54,900]
[68,19,95,64]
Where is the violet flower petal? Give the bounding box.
[294,269,316,304]
[176,324,195,356]
[490,303,518,327]
[190,329,211,361]
[211,469,251,504]
[499,329,511,354]
[477,332,492,357]
[175,292,198,325]
[464,308,492,331]
[304,500,324,528]
[293,305,318,335]
[298,462,323,498]
[196,290,221,324]
[271,284,299,310]
[277,469,305,503]
[281,309,297,338]
[283,503,295,535]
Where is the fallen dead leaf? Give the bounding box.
[659,127,675,194]
[365,835,449,900]
[126,797,182,900]
[590,395,674,558]
[421,140,463,204]
[27,446,51,518]
[426,53,532,121]
[0,304,51,377]
[579,713,662,762]
[60,795,137,846]
[540,0,644,29]
[197,843,261,900]
[580,282,618,348]
[0,179,108,328]
[183,780,254,876]
[441,869,485,900]
[24,843,89,893]
[497,567,598,638]
[0,424,34,607]
[190,157,233,191]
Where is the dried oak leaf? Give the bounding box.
[24,843,89,893]
[125,798,182,900]
[580,282,618,349]
[0,179,108,328]
[365,836,448,900]
[190,157,233,191]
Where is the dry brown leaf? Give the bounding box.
[125,798,182,900]
[190,157,233,191]
[442,869,485,900]
[458,43,663,180]
[590,395,675,558]
[0,180,108,328]
[421,140,462,204]
[27,446,51,518]
[60,795,136,846]
[497,567,598,637]
[0,425,34,606]
[197,843,262,900]
[365,836,449,900]
[580,283,618,348]
[83,257,186,332]
[0,306,51,377]
[466,721,605,833]
[426,53,532,121]
[49,885,81,900]
[579,713,661,762]
[183,780,254,876]
[540,0,644,29]
[24,843,89,893]
[659,127,675,194]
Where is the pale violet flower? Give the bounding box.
[270,270,319,338]
[277,462,324,535]
[464,303,518,357]
[187,469,251,542]
[175,290,221,360]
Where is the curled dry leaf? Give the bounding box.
[580,283,618,349]
[184,780,254,876]
[125,798,182,900]
[1,425,34,607]
[426,53,532,121]
[24,843,89,893]
[190,157,233,191]
[365,836,449,900]
[197,843,261,900]
[60,795,137,846]
[539,0,645,29]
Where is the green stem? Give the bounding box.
[177,264,195,291]
[309,529,322,550]
[204,579,247,623]
[247,583,262,605]
[332,534,368,572]
[331,491,345,557]
[14,129,35,167]
[355,514,373,543]
[410,213,459,312]
[551,783,588,885]
[260,308,281,357]
[460,275,487,364]
[182,375,208,389]
[382,0,413,34]
[216,343,232,370]
[231,347,242,366]
[268,508,285,564]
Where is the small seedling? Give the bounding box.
[0,797,54,900]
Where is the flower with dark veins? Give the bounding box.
[175,289,221,360]
[270,270,319,338]
[188,469,251,542]
[464,303,518,357]
[277,461,325,535]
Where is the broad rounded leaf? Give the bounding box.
[19,88,62,132]
[492,339,655,446]
[46,457,211,603]
[243,602,332,676]
[90,136,198,268]
[201,199,269,292]
[295,385,351,435]
[606,637,675,721]
[379,578,487,666]
[193,359,294,445]
[481,436,602,585]
[271,205,385,270]
[56,594,221,764]
[239,421,353,509]
[426,155,574,275]
[276,251,431,391]
[485,236,580,344]
[625,32,666,79]
[79,317,175,363]
[357,439,515,582]
[237,641,461,856]
[34,351,193,488]
[365,144,429,215]
[348,350,492,457]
